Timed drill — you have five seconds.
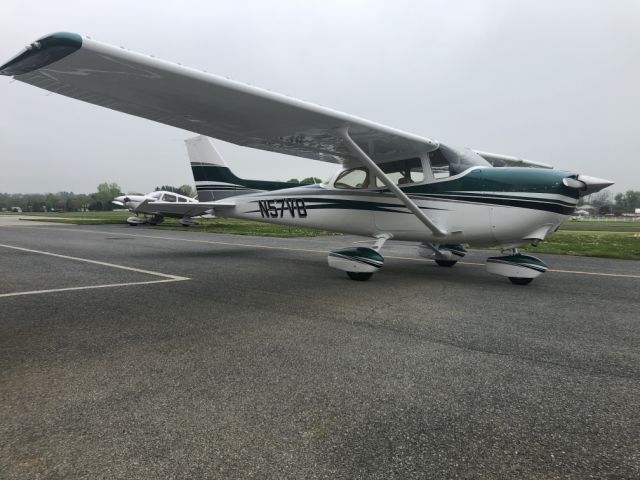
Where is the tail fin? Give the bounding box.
[186,135,300,201]
[186,136,253,201]
[185,135,228,168]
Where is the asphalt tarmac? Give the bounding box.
[1,221,639,479]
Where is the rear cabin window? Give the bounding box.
[375,158,424,187]
[334,167,370,189]
[162,193,177,202]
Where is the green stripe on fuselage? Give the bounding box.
[192,165,304,191]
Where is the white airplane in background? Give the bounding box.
[111,190,206,226]
[113,136,311,226]
[1,32,614,285]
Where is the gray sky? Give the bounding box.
[1,0,638,194]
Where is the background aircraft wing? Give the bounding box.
[145,202,215,217]
[1,32,438,165]
[145,199,236,216]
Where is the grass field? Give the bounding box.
[522,231,640,260]
[3,211,334,237]
[559,219,640,233]
[5,212,639,260]
[519,219,640,260]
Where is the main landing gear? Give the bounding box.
[179,217,198,227]
[126,214,166,227]
[346,271,375,281]
[486,250,548,285]
[328,235,389,281]
[147,214,164,226]
[126,215,147,226]
[419,243,467,267]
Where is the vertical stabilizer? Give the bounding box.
[185,135,228,167]
[186,136,250,201]
[186,135,305,201]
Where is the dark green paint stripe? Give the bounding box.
[1,32,82,76]
[192,165,303,191]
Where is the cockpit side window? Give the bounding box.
[429,149,451,179]
[374,158,424,187]
[334,167,370,189]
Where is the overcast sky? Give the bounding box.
[1,0,638,194]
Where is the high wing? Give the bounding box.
[0,32,439,165]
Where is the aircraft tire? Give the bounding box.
[509,277,533,285]
[435,259,457,267]
[148,214,164,226]
[346,271,374,281]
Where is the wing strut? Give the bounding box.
[339,127,447,237]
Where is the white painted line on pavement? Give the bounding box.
[0,243,189,298]
[0,279,185,299]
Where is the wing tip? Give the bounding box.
[1,32,82,76]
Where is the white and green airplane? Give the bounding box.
[1,32,614,285]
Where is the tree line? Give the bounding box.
[0,182,196,212]
[579,190,640,215]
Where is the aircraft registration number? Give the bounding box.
[258,199,307,218]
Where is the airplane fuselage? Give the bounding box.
[218,167,578,248]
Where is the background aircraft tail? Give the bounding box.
[186,136,298,201]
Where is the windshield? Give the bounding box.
[429,145,490,178]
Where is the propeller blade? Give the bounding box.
[576,175,614,194]
[563,175,614,196]
[111,200,124,206]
